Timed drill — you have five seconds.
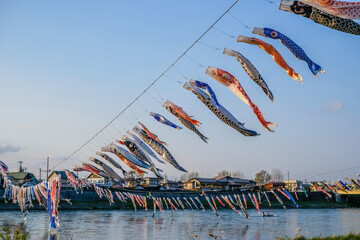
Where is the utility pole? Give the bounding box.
[39,168,42,181]
[46,157,49,180]
[287,170,290,182]
[18,161,23,172]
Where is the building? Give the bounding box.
[126,179,138,188]
[264,182,286,190]
[161,180,183,190]
[284,180,303,190]
[184,176,255,191]
[7,172,38,186]
[85,173,113,187]
[125,177,161,189]
[48,170,77,188]
[137,177,160,189]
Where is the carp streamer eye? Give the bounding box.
[317,0,333,5]
[271,31,279,38]
[297,2,306,7]
[294,7,305,13]
[222,73,231,80]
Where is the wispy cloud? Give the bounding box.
[0,144,22,154]
[326,101,343,112]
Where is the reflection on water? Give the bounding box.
[0,209,359,240]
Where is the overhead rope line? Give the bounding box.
[51,0,240,170]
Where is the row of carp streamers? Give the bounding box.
[44,0,359,218]
[0,161,61,229]
[52,168,306,219]
[1,159,342,224]
[146,4,359,141]
[158,0,360,139]
[69,0,359,186]
[56,0,359,189]
[2,0,358,228]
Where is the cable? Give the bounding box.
[184,54,205,68]
[164,75,183,84]
[137,99,150,114]
[212,27,236,38]
[153,85,166,101]
[228,12,250,29]
[51,0,240,170]
[309,165,360,178]
[124,116,133,126]
[129,106,140,122]
[173,65,188,80]
[146,91,163,104]
[197,41,221,51]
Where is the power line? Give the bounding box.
[51,0,240,170]
[311,165,360,178]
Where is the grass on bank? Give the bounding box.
[0,227,28,240]
[277,233,360,240]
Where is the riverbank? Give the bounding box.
[277,233,360,240]
[0,188,357,211]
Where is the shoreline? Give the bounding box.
[1,188,358,211]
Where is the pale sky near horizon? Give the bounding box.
[0,0,359,182]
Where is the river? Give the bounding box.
[0,208,359,240]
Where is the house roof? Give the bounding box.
[7,172,37,181]
[48,171,68,179]
[187,177,252,186]
[213,175,231,181]
[228,178,251,185]
[85,173,104,179]
[189,178,223,184]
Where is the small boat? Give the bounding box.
[261,211,276,217]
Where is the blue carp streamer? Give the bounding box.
[253,27,325,78]
[150,112,182,130]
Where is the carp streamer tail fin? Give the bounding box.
[309,61,325,78]
[250,103,276,132]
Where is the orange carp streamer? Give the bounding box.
[166,101,200,126]
[237,35,302,83]
[206,67,276,132]
[138,122,167,146]
[115,153,146,176]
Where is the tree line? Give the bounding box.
[179,168,285,183]
[123,168,286,184]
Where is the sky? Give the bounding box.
[0,0,359,182]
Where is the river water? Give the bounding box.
[0,209,359,240]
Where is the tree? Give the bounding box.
[124,170,141,182]
[254,170,271,184]
[232,170,245,178]
[217,170,231,177]
[271,168,284,182]
[217,170,245,178]
[180,172,199,182]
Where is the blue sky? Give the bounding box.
[0,0,359,182]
